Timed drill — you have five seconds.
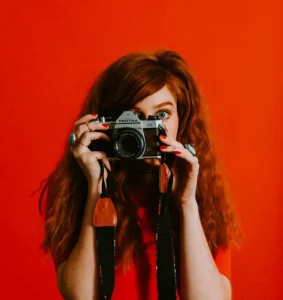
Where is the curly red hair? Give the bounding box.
[39,49,241,271]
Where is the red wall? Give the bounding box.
[0,1,282,299]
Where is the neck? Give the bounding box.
[127,171,158,188]
[125,173,159,207]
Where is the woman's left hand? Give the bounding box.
[159,134,200,207]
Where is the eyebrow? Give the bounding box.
[153,101,175,109]
[134,101,175,111]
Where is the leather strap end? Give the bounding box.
[93,197,117,227]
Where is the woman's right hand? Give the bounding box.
[70,114,111,183]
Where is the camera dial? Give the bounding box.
[148,115,160,120]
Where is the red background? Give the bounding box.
[0,1,282,299]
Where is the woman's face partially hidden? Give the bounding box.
[130,85,179,169]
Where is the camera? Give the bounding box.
[89,110,166,160]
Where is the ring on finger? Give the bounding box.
[69,133,76,146]
[184,143,196,156]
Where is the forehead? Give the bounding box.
[134,85,177,110]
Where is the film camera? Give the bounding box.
[89,110,167,160]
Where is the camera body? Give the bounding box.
[89,110,166,160]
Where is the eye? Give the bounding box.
[157,110,170,120]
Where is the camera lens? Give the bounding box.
[113,128,145,159]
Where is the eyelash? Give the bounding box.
[132,109,172,119]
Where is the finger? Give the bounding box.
[70,132,101,156]
[76,123,110,140]
[73,150,111,172]
[173,149,199,173]
[160,144,198,165]
[90,151,111,171]
[76,131,110,150]
[159,145,176,152]
[87,121,109,132]
[101,157,111,172]
[74,114,98,132]
[159,134,183,148]
[70,130,111,158]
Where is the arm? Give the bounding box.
[157,128,231,299]
[179,200,231,300]
[57,182,100,300]
[55,113,112,299]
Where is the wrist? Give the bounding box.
[87,175,102,196]
[178,199,199,219]
[83,182,100,222]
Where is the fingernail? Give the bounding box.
[160,145,168,150]
[160,135,166,139]
[92,113,98,117]
[173,150,181,155]
[165,128,168,132]
[102,123,109,128]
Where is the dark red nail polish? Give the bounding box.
[160,145,167,150]
[173,150,181,155]
[92,113,98,117]
[160,135,166,139]
[102,123,109,128]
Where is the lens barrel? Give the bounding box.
[113,128,145,159]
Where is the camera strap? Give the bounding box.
[93,163,117,300]
[93,162,178,300]
[156,163,178,300]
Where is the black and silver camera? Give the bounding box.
[89,110,166,160]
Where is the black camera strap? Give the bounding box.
[93,163,117,300]
[93,162,178,300]
[155,124,178,299]
[156,164,177,300]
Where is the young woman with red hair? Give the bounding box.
[39,50,240,300]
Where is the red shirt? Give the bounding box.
[111,206,231,300]
[54,201,231,300]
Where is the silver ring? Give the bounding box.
[184,143,196,156]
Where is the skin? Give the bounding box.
[62,85,232,300]
[132,84,179,168]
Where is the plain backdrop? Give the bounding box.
[0,0,282,299]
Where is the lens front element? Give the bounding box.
[113,128,145,159]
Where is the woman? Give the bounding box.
[39,49,240,300]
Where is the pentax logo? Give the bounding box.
[117,119,138,123]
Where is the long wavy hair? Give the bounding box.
[39,49,241,271]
